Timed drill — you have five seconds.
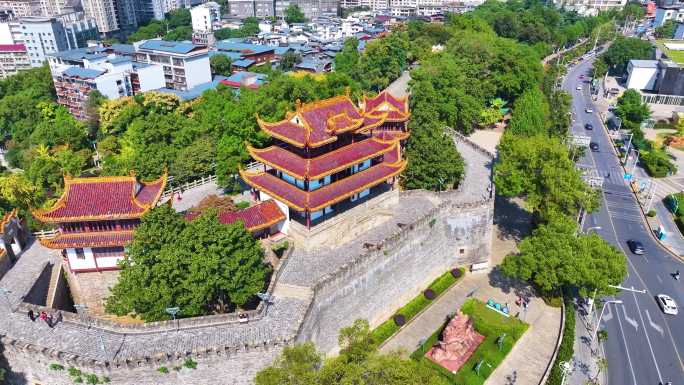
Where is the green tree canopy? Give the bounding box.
[105,205,271,321]
[600,36,653,75]
[655,20,676,39]
[284,4,307,24]
[615,89,651,125]
[501,215,627,297]
[255,320,449,385]
[507,87,550,136]
[494,133,599,220]
[210,54,233,76]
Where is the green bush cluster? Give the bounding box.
[62,366,109,384]
[545,300,575,385]
[371,268,465,344]
[412,299,528,385]
[668,193,684,235]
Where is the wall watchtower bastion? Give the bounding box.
[0,132,494,385]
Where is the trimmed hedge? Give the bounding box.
[545,299,575,385]
[371,267,466,344]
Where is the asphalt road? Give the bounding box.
[563,57,684,385]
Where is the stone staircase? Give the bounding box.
[272,283,313,301]
[45,262,63,308]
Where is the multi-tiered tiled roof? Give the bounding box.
[241,90,409,216]
[362,90,411,122]
[36,174,167,249]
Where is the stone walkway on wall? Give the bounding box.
[379,197,562,385]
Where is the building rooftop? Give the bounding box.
[186,199,285,232]
[49,46,108,62]
[216,41,275,55]
[110,43,135,55]
[220,71,267,89]
[232,58,255,67]
[155,75,229,101]
[33,174,167,222]
[62,66,105,79]
[138,39,205,55]
[209,50,242,60]
[629,59,659,68]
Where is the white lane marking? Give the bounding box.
[603,303,613,321]
[614,301,639,385]
[621,306,639,330]
[631,291,664,384]
[657,275,663,283]
[587,88,684,372]
[644,309,664,337]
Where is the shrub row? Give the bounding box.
[545,299,575,385]
[371,268,465,344]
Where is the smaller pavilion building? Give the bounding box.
[35,174,167,273]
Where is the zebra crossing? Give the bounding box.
[602,187,645,224]
[651,177,684,201]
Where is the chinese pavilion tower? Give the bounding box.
[240,90,410,229]
[34,174,167,273]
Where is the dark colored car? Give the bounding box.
[585,123,594,130]
[627,239,645,255]
[590,142,599,151]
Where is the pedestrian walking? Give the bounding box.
[54,311,63,326]
[45,313,53,328]
[27,309,35,321]
[39,311,47,321]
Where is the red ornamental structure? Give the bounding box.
[34,174,167,273]
[240,90,410,228]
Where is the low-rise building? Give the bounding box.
[48,47,166,119]
[626,59,660,91]
[132,39,212,90]
[0,43,30,78]
[216,40,275,66]
[219,70,267,89]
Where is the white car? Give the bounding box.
[656,294,678,315]
[585,108,594,113]
[576,86,582,90]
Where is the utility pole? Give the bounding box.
[608,284,646,293]
[592,300,623,342]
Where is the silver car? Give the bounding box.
[656,294,678,315]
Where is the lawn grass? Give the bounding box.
[371,268,465,344]
[411,298,529,385]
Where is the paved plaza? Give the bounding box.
[380,198,562,385]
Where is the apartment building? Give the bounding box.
[20,15,98,66]
[0,43,30,78]
[227,0,275,17]
[654,0,684,26]
[20,16,68,66]
[48,46,165,119]
[553,0,627,16]
[191,1,220,31]
[81,0,118,33]
[132,39,211,90]
[0,0,41,17]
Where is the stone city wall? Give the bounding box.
[1,335,290,385]
[1,134,495,385]
[296,196,493,353]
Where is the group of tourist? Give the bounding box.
[27,309,62,328]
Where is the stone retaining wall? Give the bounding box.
[296,197,493,353]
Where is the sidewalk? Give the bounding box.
[568,307,608,385]
[379,197,562,385]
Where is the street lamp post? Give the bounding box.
[0,287,12,312]
[165,307,180,333]
[584,226,602,234]
[630,149,641,175]
[591,300,624,343]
